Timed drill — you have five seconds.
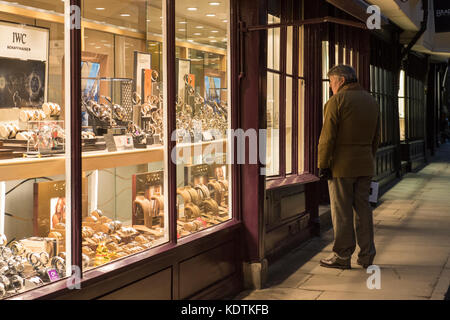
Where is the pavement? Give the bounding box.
[236,143,450,300]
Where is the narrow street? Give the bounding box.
[237,143,450,300]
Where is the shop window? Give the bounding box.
[370,65,396,147]
[266,0,304,181]
[77,0,168,271]
[0,1,69,299]
[0,0,235,299]
[398,70,406,141]
[174,0,231,237]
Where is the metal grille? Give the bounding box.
[121,80,133,122]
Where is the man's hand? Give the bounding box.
[319,168,333,180]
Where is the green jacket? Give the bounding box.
[318,82,380,178]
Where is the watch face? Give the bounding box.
[1,247,12,260]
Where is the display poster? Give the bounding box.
[0,58,46,108]
[177,58,191,102]
[0,22,48,108]
[131,171,164,226]
[134,51,151,98]
[143,69,153,102]
[50,197,66,229]
[205,76,221,102]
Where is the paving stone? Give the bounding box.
[368,248,449,267]
[240,287,322,300]
[298,273,434,297]
[316,291,425,300]
[430,268,450,296]
[269,272,312,289]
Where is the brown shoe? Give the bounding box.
[356,259,373,269]
[320,254,351,269]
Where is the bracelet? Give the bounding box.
[219,179,229,191]
[184,203,201,220]
[177,188,192,204]
[208,181,223,205]
[185,187,200,205]
[203,198,219,215]
[195,184,210,199]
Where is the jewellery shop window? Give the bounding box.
[0,2,70,299]
[79,0,168,271]
[174,0,232,238]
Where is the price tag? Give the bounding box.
[104,133,117,152]
[47,269,60,282]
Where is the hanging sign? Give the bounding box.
[0,22,48,61]
[434,0,450,33]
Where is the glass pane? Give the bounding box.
[174,0,231,238]
[266,72,280,176]
[298,79,305,174]
[79,0,168,271]
[286,26,293,76]
[82,0,147,34]
[267,15,280,71]
[299,27,304,78]
[0,2,68,298]
[286,77,293,174]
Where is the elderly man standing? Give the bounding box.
[318,65,380,269]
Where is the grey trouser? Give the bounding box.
[328,176,376,264]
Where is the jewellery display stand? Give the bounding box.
[82,77,132,137]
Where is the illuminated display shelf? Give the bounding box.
[0,139,227,181]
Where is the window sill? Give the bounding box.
[266,173,319,190]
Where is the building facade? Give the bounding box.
[0,0,448,300]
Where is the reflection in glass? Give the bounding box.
[266,72,280,176]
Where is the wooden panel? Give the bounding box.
[265,213,311,259]
[266,185,305,227]
[280,192,306,221]
[98,268,172,300]
[179,241,236,299]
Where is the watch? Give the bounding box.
[0,283,5,298]
[28,252,42,268]
[9,275,24,291]
[1,246,12,260]
[10,241,25,256]
[40,252,50,265]
[151,70,159,82]
[51,256,65,275]
[132,92,141,105]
